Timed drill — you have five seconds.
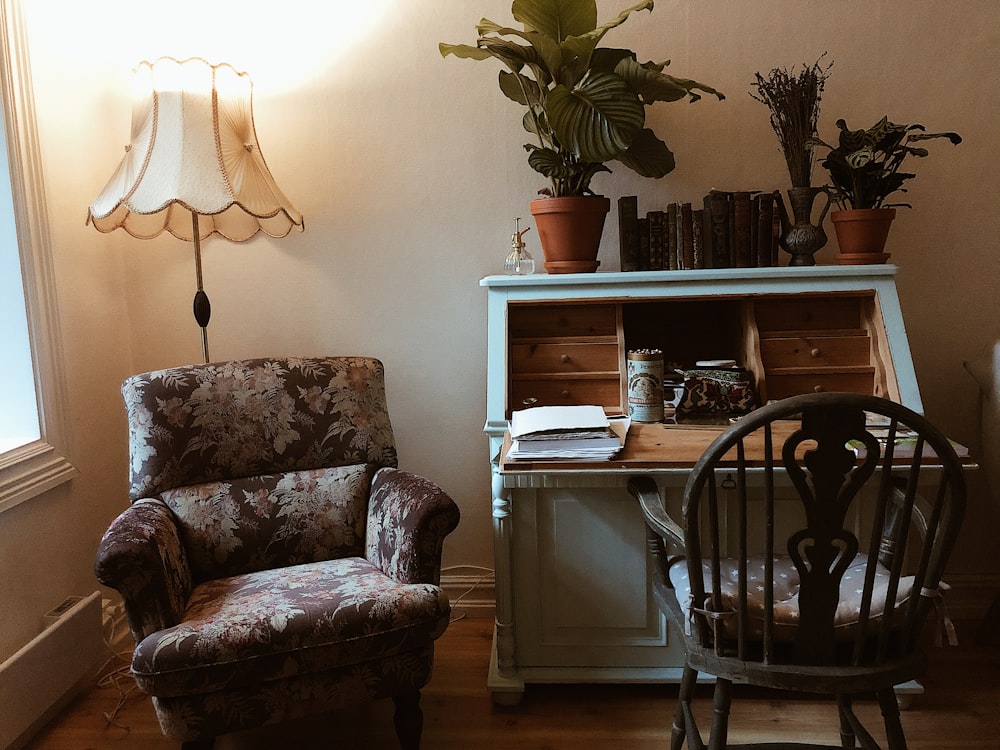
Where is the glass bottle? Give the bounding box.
[503,217,534,275]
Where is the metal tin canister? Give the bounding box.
[627,349,664,422]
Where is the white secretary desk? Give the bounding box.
[481,266,922,705]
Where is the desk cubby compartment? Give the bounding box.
[622,299,747,371]
[753,292,896,402]
[507,303,624,415]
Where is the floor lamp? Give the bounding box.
[86,56,303,363]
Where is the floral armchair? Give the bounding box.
[95,357,460,749]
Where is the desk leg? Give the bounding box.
[489,471,524,704]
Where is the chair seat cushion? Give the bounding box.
[669,554,913,640]
[131,557,450,697]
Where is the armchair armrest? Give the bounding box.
[365,467,460,585]
[94,498,193,642]
[628,475,685,549]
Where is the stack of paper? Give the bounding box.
[507,405,629,460]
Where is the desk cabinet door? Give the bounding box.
[511,486,680,668]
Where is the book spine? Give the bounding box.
[618,196,640,272]
[734,191,751,268]
[771,190,781,266]
[706,191,731,269]
[648,210,664,270]
[756,192,774,268]
[637,217,650,271]
[666,204,678,270]
[692,208,705,269]
[680,202,694,270]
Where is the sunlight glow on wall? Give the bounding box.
[24,0,393,92]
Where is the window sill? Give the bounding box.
[0,440,78,513]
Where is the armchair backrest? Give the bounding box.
[123,357,398,498]
[678,392,966,667]
[122,357,399,581]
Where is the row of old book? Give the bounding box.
[618,190,784,272]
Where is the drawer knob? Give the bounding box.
[813,385,825,393]
[561,389,571,398]
[810,347,822,358]
[561,354,571,363]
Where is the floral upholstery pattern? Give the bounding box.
[132,557,450,697]
[122,357,397,499]
[95,357,460,744]
[159,464,375,582]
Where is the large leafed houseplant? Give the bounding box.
[440,0,724,272]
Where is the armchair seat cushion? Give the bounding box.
[132,557,450,698]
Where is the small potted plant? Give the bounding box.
[440,0,724,272]
[807,116,962,263]
[750,58,833,266]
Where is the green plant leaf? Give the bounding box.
[546,71,644,163]
[513,0,598,42]
[910,130,963,146]
[568,0,655,47]
[614,128,676,178]
[438,43,492,61]
[616,57,726,103]
[476,22,563,80]
[500,70,545,106]
[526,145,579,178]
[845,148,873,169]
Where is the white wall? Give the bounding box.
[1,0,998,663]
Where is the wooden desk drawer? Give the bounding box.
[509,304,618,338]
[511,342,619,374]
[765,371,875,400]
[760,335,870,369]
[754,297,864,333]
[510,377,622,410]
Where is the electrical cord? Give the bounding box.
[441,564,494,623]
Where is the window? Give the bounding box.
[0,104,39,453]
[0,1,76,511]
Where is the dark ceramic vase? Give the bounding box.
[776,186,832,266]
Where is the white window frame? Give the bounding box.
[0,0,76,512]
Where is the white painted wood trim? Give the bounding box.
[0,0,77,512]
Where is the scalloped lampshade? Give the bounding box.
[87,56,304,361]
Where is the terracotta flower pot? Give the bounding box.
[530,196,611,273]
[830,208,896,264]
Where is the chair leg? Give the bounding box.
[672,664,700,750]
[877,687,909,750]
[707,677,732,750]
[837,694,857,748]
[393,690,424,750]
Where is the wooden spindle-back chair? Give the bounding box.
[629,392,966,750]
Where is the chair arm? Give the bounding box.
[365,467,460,585]
[628,475,686,549]
[94,498,193,643]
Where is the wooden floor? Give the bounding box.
[25,616,1000,749]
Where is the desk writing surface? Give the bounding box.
[500,420,971,473]
[500,421,785,472]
